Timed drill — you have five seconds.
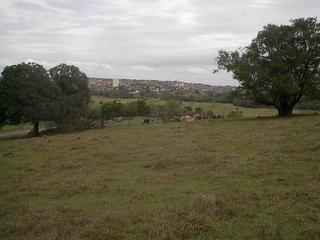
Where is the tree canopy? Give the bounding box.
[0,63,58,135]
[49,64,91,125]
[0,62,91,136]
[215,17,320,116]
[101,101,124,120]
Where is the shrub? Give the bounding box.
[183,106,193,114]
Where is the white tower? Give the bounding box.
[112,79,119,88]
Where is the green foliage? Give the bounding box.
[99,99,151,121]
[1,116,320,239]
[87,106,102,121]
[100,101,124,120]
[0,76,7,127]
[165,101,182,117]
[215,18,320,116]
[152,104,166,118]
[183,106,193,113]
[49,64,91,125]
[100,99,151,120]
[122,102,138,119]
[0,63,59,135]
[136,99,151,116]
[160,92,227,103]
[195,106,202,114]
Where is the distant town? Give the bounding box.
[89,78,236,96]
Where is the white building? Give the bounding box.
[112,79,120,88]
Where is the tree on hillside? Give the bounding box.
[49,64,91,126]
[214,18,320,116]
[165,101,182,117]
[136,99,151,116]
[101,101,124,120]
[122,102,138,125]
[0,63,59,136]
[0,76,7,127]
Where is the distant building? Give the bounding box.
[112,79,120,88]
[177,82,184,87]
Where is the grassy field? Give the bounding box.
[0,96,315,136]
[90,96,314,118]
[1,113,320,239]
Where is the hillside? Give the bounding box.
[1,115,320,239]
[89,78,236,96]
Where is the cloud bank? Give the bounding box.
[0,0,319,85]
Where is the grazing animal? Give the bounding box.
[143,119,150,124]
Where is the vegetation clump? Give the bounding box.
[215,18,320,116]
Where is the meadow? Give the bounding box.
[0,97,320,239]
[91,96,314,118]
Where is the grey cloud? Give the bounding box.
[1,0,319,85]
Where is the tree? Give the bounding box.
[0,76,7,127]
[101,101,124,120]
[122,102,138,125]
[214,18,320,116]
[136,99,150,116]
[0,63,58,136]
[49,64,91,126]
[165,101,182,117]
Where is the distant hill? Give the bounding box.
[89,78,236,96]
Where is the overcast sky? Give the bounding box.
[0,0,319,85]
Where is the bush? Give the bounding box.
[183,106,193,114]
[166,101,182,117]
[122,102,138,119]
[87,106,101,121]
[101,101,124,120]
[136,99,151,116]
[195,107,202,114]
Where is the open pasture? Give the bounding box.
[1,114,320,239]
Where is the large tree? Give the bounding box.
[0,63,58,136]
[214,18,320,116]
[49,64,91,126]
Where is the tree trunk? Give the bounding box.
[33,121,39,137]
[277,105,293,117]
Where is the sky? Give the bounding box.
[0,0,319,86]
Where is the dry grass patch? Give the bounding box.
[17,204,92,240]
[149,194,234,239]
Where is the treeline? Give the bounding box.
[91,99,213,123]
[94,85,320,111]
[93,87,234,104]
[0,63,91,136]
[227,88,320,110]
[90,100,151,122]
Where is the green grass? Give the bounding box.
[90,96,138,108]
[1,96,316,135]
[1,114,320,239]
[91,95,316,118]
